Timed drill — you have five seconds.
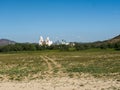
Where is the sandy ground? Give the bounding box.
[0,77,119,90]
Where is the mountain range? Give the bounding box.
[0,34,120,46]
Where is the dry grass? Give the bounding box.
[0,50,120,81]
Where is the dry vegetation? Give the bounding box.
[0,50,120,90]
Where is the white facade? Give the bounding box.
[46,37,53,46]
[39,36,44,46]
[39,36,53,46]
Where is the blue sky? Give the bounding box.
[0,0,120,43]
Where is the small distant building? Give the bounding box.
[39,36,53,46]
[61,39,69,45]
[69,42,75,47]
[53,40,70,45]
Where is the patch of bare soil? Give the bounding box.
[0,77,119,90]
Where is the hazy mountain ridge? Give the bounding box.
[90,34,120,45]
[106,34,120,43]
[0,34,120,46]
[0,39,16,46]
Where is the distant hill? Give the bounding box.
[90,34,120,46]
[0,39,16,46]
[105,34,120,44]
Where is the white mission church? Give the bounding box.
[39,36,53,46]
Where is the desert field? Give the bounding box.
[0,50,120,90]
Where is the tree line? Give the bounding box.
[0,42,120,52]
[0,43,70,52]
[75,42,120,50]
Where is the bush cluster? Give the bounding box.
[0,42,120,52]
[0,43,70,52]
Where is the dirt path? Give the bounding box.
[44,56,61,68]
[40,56,53,71]
[40,55,62,74]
